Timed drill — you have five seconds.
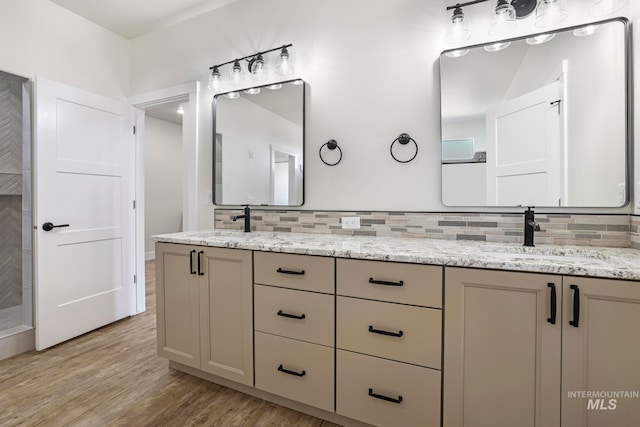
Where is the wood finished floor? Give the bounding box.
[0,261,342,427]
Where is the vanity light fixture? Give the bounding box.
[208,44,294,91]
[446,6,471,43]
[573,24,600,37]
[526,32,556,44]
[535,0,567,27]
[244,87,261,95]
[445,48,470,58]
[484,41,511,52]
[266,83,283,90]
[488,0,517,36]
[590,0,628,16]
[224,91,239,99]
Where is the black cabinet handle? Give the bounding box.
[42,222,69,232]
[547,283,557,325]
[277,310,306,320]
[369,278,404,287]
[277,365,306,377]
[197,251,205,276]
[569,284,580,328]
[189,250,196,275]
[368,325,403,338]
[368,388,403,404]
[276,268,305,275]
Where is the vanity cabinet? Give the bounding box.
[253,252,335,412]
[155,242,253,386]
[443,268,640,427]
[335,259,443,427]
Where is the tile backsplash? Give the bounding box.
[215,209,634,248]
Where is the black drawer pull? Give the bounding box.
[569,284,580,328]
[369,278,404,287]
[368,388,403,404]
[197,251,205,276]
[277,310,306,320]
[547,283,557,325]
[189,250,196,275]
[278,365,306,377]
[276,268,305,275]
[368,325,403,338]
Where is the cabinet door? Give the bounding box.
[561,277,640,427]
[155,242,200,368]
[444,268,561,427]
[198,247,253,386]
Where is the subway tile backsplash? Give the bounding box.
[215,209,636,249]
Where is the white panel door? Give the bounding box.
[34,77,136,350]
[486,81,564,206]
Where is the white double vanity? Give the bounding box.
[153,231,640,427]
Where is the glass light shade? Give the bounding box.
[573,25,600,37]
[445,48,470,58]
[535,0,568,27]
[243,88,260,95]
[445,8,471,44]
[526,33,556,45]
[229,60,245,87]
[590,0,628,16]
[488,1,517,36]
[266,83,282,90]
[484,41,511,52]
[208,67,222,91]
[291,79,304,85]
[224,92,239,99]
[275,47,294,76]
[249,54,268,82]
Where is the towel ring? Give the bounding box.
[390,133,418,163]
[319,139,342,166]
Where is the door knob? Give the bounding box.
[42,222,70,232]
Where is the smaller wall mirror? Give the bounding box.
[213,79,305,206]
[440,18,628,208]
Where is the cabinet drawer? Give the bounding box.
[255,332,334,412]
[336,259,442,308]
[337,296,441,368]
[254,285,334,347]
[254,252,334,294]
[336,350,441,427]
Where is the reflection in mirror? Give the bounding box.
[213,79,304,206]
[440,19,628,207]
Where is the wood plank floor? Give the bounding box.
[0,261,342,427]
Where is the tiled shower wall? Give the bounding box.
[0,73,23,310]
[215,209,634,248]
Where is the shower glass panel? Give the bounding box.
[0,70,32,340]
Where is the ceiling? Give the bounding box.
[50,0,242,39]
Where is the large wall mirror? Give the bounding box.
[213,79,304,206]
[440,18,628,207]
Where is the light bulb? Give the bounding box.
[445,7,471,44]
[535,0,567,27]
[488,0,517,36]
[276,47,294,76]
[208,66,222,91]
[250,54,268,82]
[229,60,245,87]
[590,0,628,16]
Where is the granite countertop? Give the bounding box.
[153,230,640,281]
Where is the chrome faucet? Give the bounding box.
[232,205,251,232]
[523,206,541,247]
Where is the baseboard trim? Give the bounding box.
[0,327,35,361]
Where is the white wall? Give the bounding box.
[0,0,129,100]
[127,0,639,224]
[144,117,183,258]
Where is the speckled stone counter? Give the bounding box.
[153,230,640,281]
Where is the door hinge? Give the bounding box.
[133,200,136,209]
[133,125,137,135]
[134,274,137,284]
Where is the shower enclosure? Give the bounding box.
[0,69,33,360]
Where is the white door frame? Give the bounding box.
[127,81,200,314]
